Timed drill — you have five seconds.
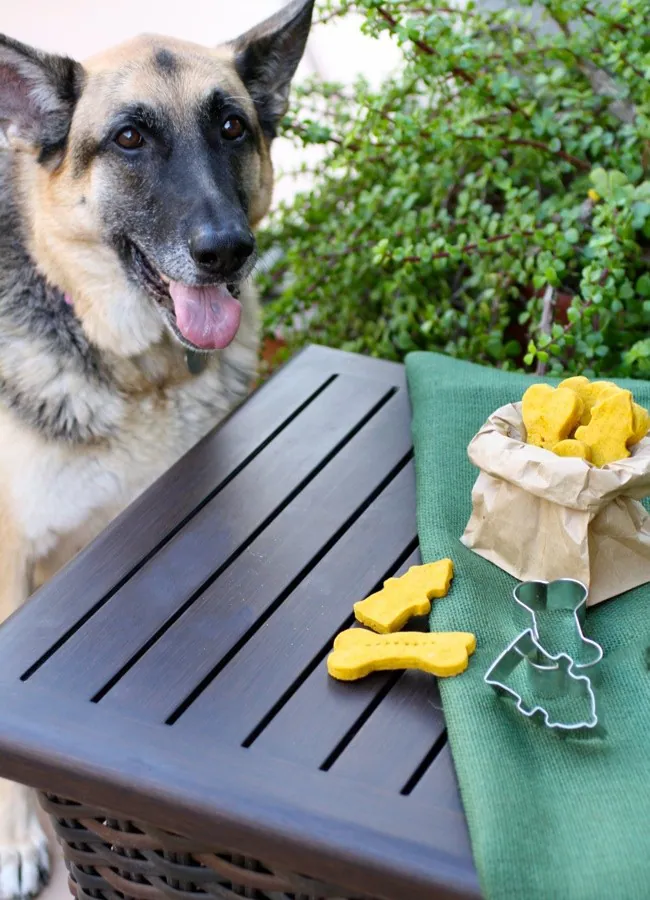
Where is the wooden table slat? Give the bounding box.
[409,742,467,814]
[330,669,446,793]
[0,356,338,676]
[175,463,418,744]
[249,549,423,769]
[27,373,393,694]
[98,391,413,718]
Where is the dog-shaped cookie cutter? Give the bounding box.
[485,579,605,736]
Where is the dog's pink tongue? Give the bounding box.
[168,282,242,350]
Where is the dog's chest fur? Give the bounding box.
[0,159,259,563]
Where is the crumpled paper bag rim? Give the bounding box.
[467,401,650,512]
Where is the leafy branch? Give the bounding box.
[260,0,650,377]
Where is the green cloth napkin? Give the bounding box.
[406,351,650,900]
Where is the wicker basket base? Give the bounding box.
[40,794,371,900]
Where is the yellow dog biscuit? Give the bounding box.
[522,384,583,447]
[631,404,650,446]
[327,629,477,681]
[552,439,592,461]
[560,376,649,444]
[354,560,454,634]
[559,376,619,426]
[574,390,635,466]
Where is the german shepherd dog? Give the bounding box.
[0,1,313,895]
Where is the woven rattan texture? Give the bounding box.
[40,795,370,900]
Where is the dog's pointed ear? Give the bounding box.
[230,0,314,138]
[0,34,84,165]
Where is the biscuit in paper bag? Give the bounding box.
[461,401,650,605]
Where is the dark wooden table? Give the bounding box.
[0,345,479,900]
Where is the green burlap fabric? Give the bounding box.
[406,351,650,900]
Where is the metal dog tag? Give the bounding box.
[185,349,208,375]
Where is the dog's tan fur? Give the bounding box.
[0,2,312,895]
[2,33,270,580]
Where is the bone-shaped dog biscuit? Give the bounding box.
[522,384,583,447]
[353,560,454,633]
[327,629,477,681]
[574,390,635,467]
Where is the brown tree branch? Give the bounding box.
[455,133,590,171]
[535,284,556,376]
[375,6,472,82]
[374,4,531,118]
[582,5,627,32]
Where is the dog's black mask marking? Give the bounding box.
[97,91,257,293]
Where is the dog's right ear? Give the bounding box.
[0,35,84,166]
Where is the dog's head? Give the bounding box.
[0,0,313,355]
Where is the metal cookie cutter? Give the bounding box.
[485,579,605,737]
[512,578,603,675]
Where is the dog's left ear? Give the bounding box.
[0,34,84,165]
[230,0,314,139]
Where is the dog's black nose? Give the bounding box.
[188,224,255,276]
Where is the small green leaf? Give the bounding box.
[636,274,650,298]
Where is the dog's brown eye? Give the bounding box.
[221,116,246,141]
[115,127,144,150]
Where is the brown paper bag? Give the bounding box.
[461,401,650,605]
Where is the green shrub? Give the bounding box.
[258,0,650,376]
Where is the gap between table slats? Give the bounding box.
[172,463,418,744]
[24,375,398,695]
[97,392,414,718]
[8,364,341,680]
